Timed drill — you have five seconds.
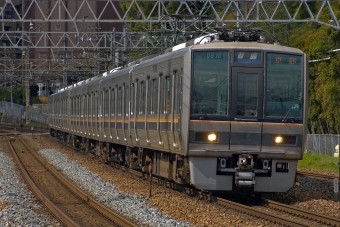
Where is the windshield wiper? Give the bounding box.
[282,107,292,123]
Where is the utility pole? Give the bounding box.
[25,49,30,125]
[10,59,13,109]
[25,20,34,125]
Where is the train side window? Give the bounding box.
[72,97,74,118]
[70,97,73,117]
[74,97,76,118]
[73,96,77,118]
[164,76,172,114]
[77,96,79,118]
[78,96,80,117]
[150,78,158,115]
[125,84,129,117]
[135,80,139,115]
[173,71,177,115]
[81,95,83,118]
[105,90,109,117]
[79,96,82,118]
[177,69,182,115]
[96,91,99,118]
[101,90,104,118]
[85,94,88,118]
[89,94,92,118]
[73,96,77,117]
[158,74,163,114]
[81,95,85,118]
[118,87,122,116]
[110,89,115,117]
[92,93,95,118]
[131,83,135,115]
[139,81,145,115]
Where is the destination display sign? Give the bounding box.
[234,51,262,63]
[269,53,302,65]
[202,52,225,59]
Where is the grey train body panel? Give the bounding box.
[49,39,308,193]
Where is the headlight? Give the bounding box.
[208,133,217,141]
[274,136,283,144]
[195,132,218,142]
[273,135,297,145]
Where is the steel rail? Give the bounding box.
[9,135,138,227]
[216,197,312,227]
[265,199,340,226]
[113,162,318,227]
[54,136,340,227]
[297,170,338,180]
[5,135,79,227]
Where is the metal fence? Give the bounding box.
[305,134,340,156]
[0,101,48,125]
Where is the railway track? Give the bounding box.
[5,135,137,227]
[111,157,340,226]
[0,123,49,135]
[297,170,339,180]
[262,198,340,226]
[51,136,340,227]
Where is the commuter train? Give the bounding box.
[48,29,308,193]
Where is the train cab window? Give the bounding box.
[164,76,171,114]
[236,74,258,117]
[191,51,229,115]
[265,53,303,118]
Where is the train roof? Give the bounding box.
[52,29,304,96]
[190,41,304,54]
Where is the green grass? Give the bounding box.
[298,153,340,173]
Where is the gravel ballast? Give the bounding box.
[0,148,61,227]
[38,148,191,227]
[26,136,340,226]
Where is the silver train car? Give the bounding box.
[48,31,308,193]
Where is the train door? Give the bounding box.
[230,67,263,151]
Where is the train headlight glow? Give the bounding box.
[195,132,218,142]
[208,133,217,142]
[274,136,283,144]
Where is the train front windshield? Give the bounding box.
[265,53,303,118]
[191,50,303,119]
[191,51,229,115]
